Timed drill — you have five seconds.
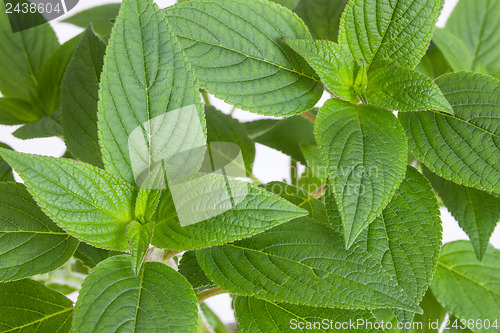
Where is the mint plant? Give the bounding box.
[0,0,499,332]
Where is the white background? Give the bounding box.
[0,0,498,325]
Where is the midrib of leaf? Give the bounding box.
[2,307,72,333]
[0,230,67,235]
[225,243,411,307]
[0,236,71,268]
[132,264,146,333]
[437,261,500,297]
[17,29,39,90]
[169,10,321,83]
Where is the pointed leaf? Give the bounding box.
[338,0,439,71]
[0,279,73,332]
[197,218,422,312]
[36,33,82,114]
[400,71,500,194]
[152,177,307,250]
[165,0,324,116]
[294,0,348,42]
[234,296,383,332]
[328,167,442,328]
[431,241,500,333]
[432,29,473,72]
[283,38,360,103]
[61,26,106,168]
[62,3,121,38]
[411,290,446,333]
[0,2,58,100]
[423,167,500,261]
[0,182,79,282]
[365,67,453,114]
[0,149,136,251]
[444,0,500,77]
[315,98,407,247]
[0,98,41,125]
[12,109,63,139]
[126,220,154,276]
[98,0,205,184]
[73,255,198,332]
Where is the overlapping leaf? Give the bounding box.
[400,71,500,194]
[152,177,307,250]
[338,0,439,71]
[431,241,500,333]
[0,279,73,332]
[62,3,121,38]
[327,167,442,327]
[178,250,214,290]
[0,149,136,251]
[98,0,205,184]
[62,27,106,167]
[283,38,359,103]
[443,0,500,77]
[365,67,453,113]
[197,218,421,312]
[165,0,324,116]
[316,98,407,247]
[73,255,198,332]
[0,182,78,282]
[0,142,13,181]
[234,296,383,332]
[424,167,500,261]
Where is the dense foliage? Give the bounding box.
[0,0,499,332]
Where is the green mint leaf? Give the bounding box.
[263,181,327,224]
[444,0,500,78]
[0,279,73,332]
[338,0,439,71]
[98,0,205,184]
[245,115,315,165]
[73,255,198,332]
[36,33,82,115]
[431,241,500,332]
[0,2,59,101]
[0,149,136,251]
[365,67,453,114]
[0,98,41,125]
[294,0,348,42]
[197,218,421,312]
[12,109,63,139]
[62,3,121,38]
[327,167,442,327]
[315,98,407,248]
[74,242,123,269]
[283,38,360,103]
[165,0,324,116]
[206,106,255,176]
[178,250,214,291]
[423,167,500,261]
[234,296,384,332]
[126,220,154,276]
[432,29,473,72]
[400,71,500,194]
[152,176,307,250]
[0,182,78,282]
[0,142,14,181]
[61,26,106,168]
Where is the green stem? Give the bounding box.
[301,110,316,122]
[290,159,298,186]
[201,90,211,106]
[198,287,227,302]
